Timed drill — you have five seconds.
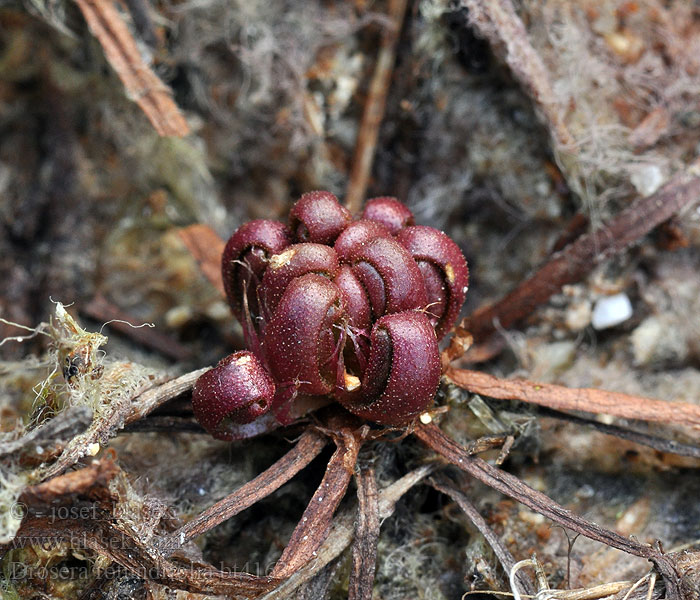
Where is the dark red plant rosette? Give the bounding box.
[193,191,469,439]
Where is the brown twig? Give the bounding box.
[74,0,189,137]
[21,453,119,504]
[122,415,204,433]
[462,0,574,148]
[165,429,328,552]
[457,173,700,343]
[124,368,207,425]
[344,0,408,214]
[348,461,379,600]
[271,424,366,578]
[177,224,227,296]
[446,367,700,430]
[430,474,535,596]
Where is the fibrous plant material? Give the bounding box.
[461,0,574,149]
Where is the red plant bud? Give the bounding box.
[221,220,292,320]
[333,265,372,332]
[334,219,392,262]
[264,274,346,396]
[396,226,469,340]
[361,197,415,235]
[192,351,276,440]
[289,191,352,244]
[200,191,470,439]
[336,311,440,425]
[351,237,427,319]
[261,243,340,314]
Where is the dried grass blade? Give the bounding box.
[430,475,534,596]
[177,224,227,296]
[414,422,655,560]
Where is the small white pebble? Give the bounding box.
[591,293,633,330]
[35,445,44,455]
[630,165,664,196]
[419,412,432,424]
[87,442,100,456]
[197,487,206,496]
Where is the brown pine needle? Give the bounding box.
[166,429,328,551]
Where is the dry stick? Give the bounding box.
[446,368,700,431]
[21,454,119,504]
[39,370,203,481]
[543,582,646,600]
[463,0,574,148]
[458,174,700,344]
[165,429,328,552]
[536,407,700,459]
[271,427,365,579]
[125,368,209,425]
[348,462,380,600]
[413,423,684,594]
[74,0,189,137]
[344,0,408,214]
[260,464,437,600]
[430,475,535,597]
